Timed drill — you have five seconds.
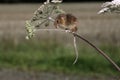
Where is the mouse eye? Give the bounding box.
[57,20,59,23]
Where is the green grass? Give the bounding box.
[0,40,120,76]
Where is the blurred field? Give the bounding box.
[0,3,120,44]
[0,3,120,80]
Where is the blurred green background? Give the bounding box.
[0,3,120,80]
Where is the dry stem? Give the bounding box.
[73,35,79,64]
[36,29,120,72]
[73,33,120,72]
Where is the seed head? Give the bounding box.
[51,0,63,3]
[98,0,120,14]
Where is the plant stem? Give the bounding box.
[47,0,50,3]
[73,33,120,72]
[73,35,79,64]
[35,28,120,72]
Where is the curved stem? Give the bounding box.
[73,35,79,64]
[73,33,120,72]
[35,29,120,72]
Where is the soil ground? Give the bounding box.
[0,69,119,80]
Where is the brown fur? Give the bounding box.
[54,13,78,32]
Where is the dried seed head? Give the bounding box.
[25,0,65,39]
[98,0,120,14]
[51,0,63,3]
[25,21,36,39]
[54,13,78,32]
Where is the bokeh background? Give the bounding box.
[0,0,112,3]
[0,0,120,80]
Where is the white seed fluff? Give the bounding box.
[98,0,120,14]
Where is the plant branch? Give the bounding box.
[72,33,120,72]
[35,29,120,72]
[73,35,79,64]
[47,0,50,3]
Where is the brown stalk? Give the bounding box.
[73,35,78,64]
[36,29,120,72]
[72,32,120,72]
